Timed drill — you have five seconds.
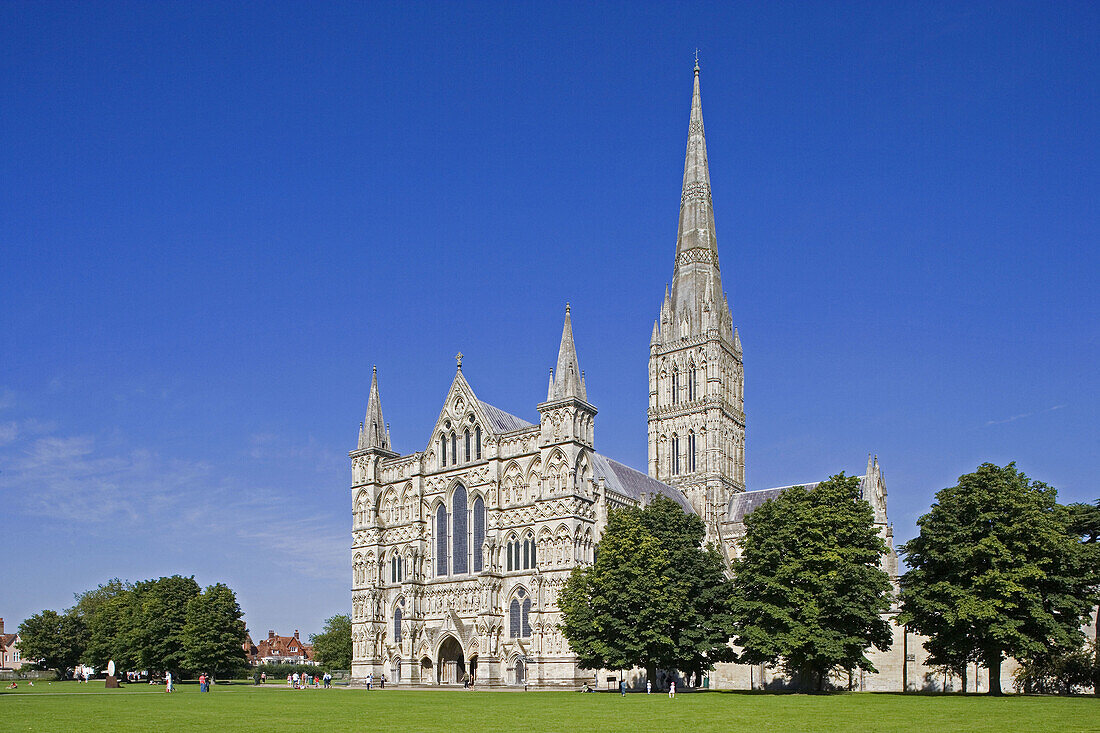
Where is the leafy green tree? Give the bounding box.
[729,474,893,691]
[559,496,734,685]
[311,614,352,670]
[1066,499,1100,692]
[131,575,201,676]
[899,464,1097,695]
[17,609,86,676]
[181,583,249,679]
[81,585,141,673]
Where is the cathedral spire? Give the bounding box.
[358,366,390,451]
[551,303,586,401]
[670,61,727,342]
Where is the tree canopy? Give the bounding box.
[558,495,734,684]
[729,473,893,691]
[310,614,352,670]
[181,583,249,679]
[17,609,86,676]
[19,575,248,679]
[898,463,1098,695]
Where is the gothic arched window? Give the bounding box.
[509,589,531,638]
[440,435,447,467]
[472,496,485,573]
[394,601,403,644]
[451,433,457,465]
[688,431,697,473]
[452,485,468,574]
[465,429,471,462]
[672,435,681,476]
[435,504,448,576]
[688,364,697,400]
[671,370,679,404]
[475,426,482,460]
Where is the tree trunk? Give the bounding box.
[960,666,967,694]
[646,663,656,691]
[988,653,1003,696]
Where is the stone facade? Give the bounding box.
[348,63,1027,692]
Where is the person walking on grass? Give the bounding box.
[165,671,173,693]
[646,680,652,694]
[619,679,626,696]
[668,680,675,698]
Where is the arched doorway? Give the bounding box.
[390,656,401,684]
[437,636,464,685]
[419,657,432,685]
[513,656,526,686]
[468,654,478,684]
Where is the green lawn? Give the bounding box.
[2,681,1097,732]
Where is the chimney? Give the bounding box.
[294,629,299,640]
[0,617,4,635]
[268,629,275,639]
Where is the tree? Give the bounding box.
[559,496,734,685]
[181,583,249,679]
[311,614,352,670]
[729,474,893,691]
[1066,500,1100,693]
[17,610,86,677]
[899,464,1097,695]
[131,575,201,676]
[79,581,140,673]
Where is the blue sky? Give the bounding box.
[2,1,1097,639]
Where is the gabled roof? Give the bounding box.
[591,452,694,514]
[726,475,872,523]
[478,400,535,433]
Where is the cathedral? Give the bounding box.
[349,63,930,691]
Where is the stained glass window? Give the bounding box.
[435,504,448,576]
[452,485,468,574]
[509,599,521,637]
[472,496,485,572]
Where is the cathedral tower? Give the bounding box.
[648,62,745,535]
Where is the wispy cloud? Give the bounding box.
[0,420,346,579]
[984,404,1067,427]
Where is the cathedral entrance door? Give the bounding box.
[468,654,478,683]
[437,636,464,685]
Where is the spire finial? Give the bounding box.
[455,352,463,370]
[565,302,571,315]
[694,48,700,72]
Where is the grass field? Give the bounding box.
[2,681,1097,732]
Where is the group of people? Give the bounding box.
[619,679,676,697]
[363,672,384,689]
[286,671,333,689]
